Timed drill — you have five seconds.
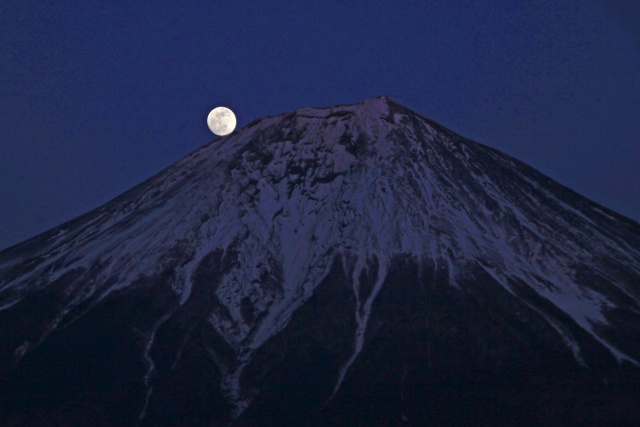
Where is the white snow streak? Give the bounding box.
[329,252,388,400]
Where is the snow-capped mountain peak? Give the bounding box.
[1,97,639,426]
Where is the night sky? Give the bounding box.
[1,1,639,250]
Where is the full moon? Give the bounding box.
[207,106,236,136]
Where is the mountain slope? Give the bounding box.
[1,96,639,426]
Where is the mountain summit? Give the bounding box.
[1,97,639,425]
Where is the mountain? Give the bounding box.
[1,96,639,426]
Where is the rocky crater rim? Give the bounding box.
[240,96,419,133]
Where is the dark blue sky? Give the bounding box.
[1,1,639,250]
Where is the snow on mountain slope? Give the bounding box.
[1,96,639,424]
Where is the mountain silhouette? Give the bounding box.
[1,97,639,426]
